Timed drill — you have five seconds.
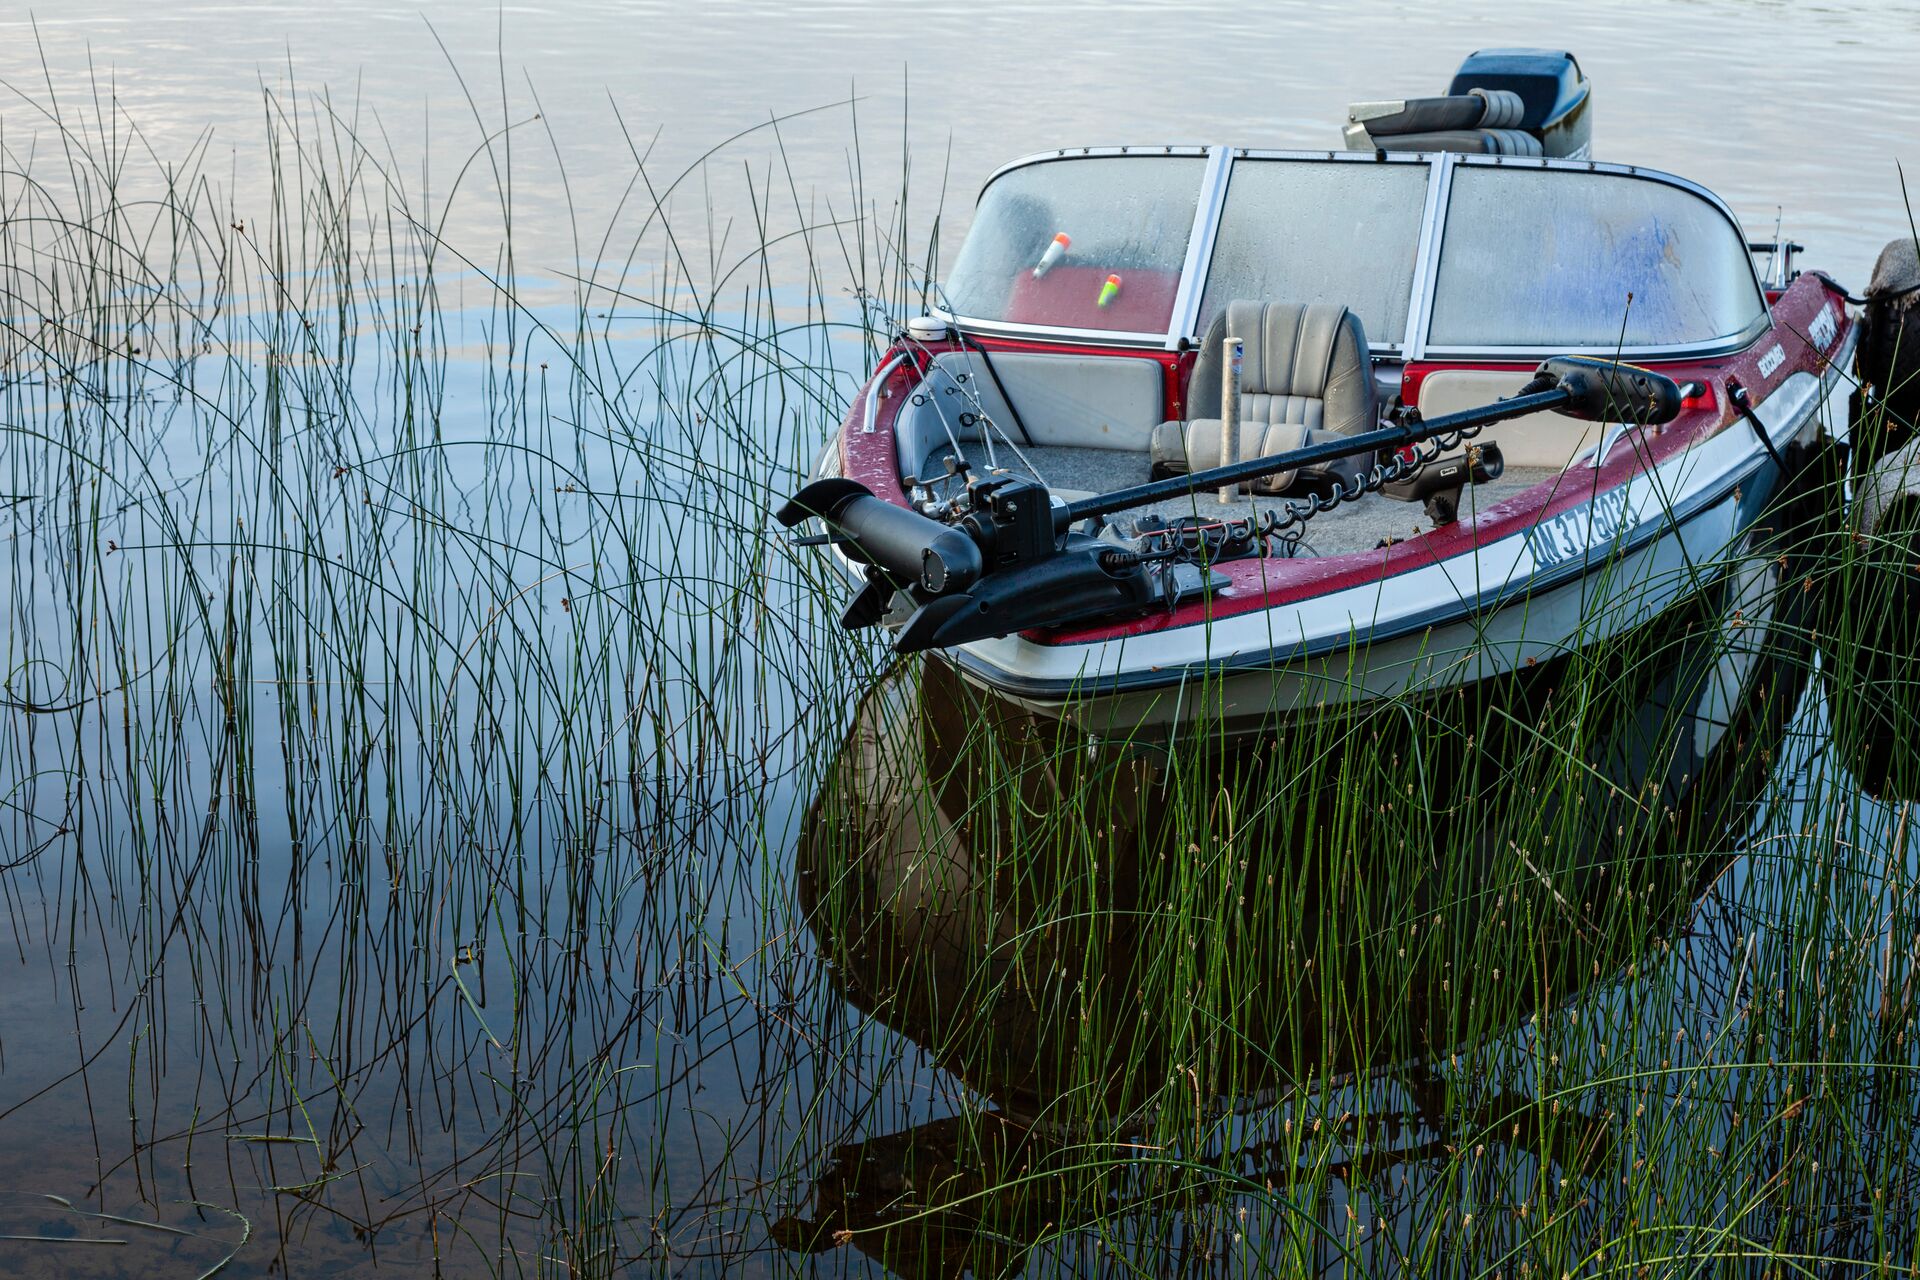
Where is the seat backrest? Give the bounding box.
[1187,301,1377,436]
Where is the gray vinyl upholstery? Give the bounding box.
[1151,301,1379,492]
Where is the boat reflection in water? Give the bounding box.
[780,527,1816,1276]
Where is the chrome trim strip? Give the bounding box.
[1401,151,1453,362]
[1232,147,1437,166]
[1165,145,1234,349]
[921,311,1171,348]
[977,145,1213,201]
[1417,318,1774,363]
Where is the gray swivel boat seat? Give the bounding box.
[1150,301,1378,494]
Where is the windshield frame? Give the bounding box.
[931,149,1771,361]
[930,145,1225,347]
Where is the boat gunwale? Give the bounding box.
[940,318,1857,704]
[945,451,1775,705]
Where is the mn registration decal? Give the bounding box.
[1526,487,1640,568]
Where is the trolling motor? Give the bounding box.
[780,356,1681,653]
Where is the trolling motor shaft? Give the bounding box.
[780,356,1682,653]
[1055,355,1678,530]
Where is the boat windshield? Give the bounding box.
[941,155,1205,334]
[1197,159,1429,345]
[940,151,1768,356]
[1427,165,1768,350]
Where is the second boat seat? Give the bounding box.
[1151,301,1378,495]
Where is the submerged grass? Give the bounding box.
[0,50,1915,1279]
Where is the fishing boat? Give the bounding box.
[782,50,1858,736]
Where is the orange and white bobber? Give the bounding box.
[1032,232,1070,278]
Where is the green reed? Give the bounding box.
[0,54,905,1276]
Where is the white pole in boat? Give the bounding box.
[1219,336,1244,503]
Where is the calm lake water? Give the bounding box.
[2,1,1919,1275]
[10,0,1919,284]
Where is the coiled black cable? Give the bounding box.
[1238,420,1494,540]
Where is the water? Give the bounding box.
[1,2,1917,1275]
[11,1,1917,282]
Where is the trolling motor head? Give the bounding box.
[777,470,1062,594]
[777,476,988,598]
[1529,356,1683,425]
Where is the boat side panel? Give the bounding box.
[955,476,1763,734]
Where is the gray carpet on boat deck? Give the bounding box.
[917,443,1570,558]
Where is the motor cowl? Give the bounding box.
[954,476,1057,572]
[1855,236,1920,464]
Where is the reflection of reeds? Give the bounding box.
[0,49,1915,1278]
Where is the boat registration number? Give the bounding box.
[1525,487,1639,568]
[1809,303,1839,351]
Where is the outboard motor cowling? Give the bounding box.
[1818,241,1920,800]
[1855,236,1920,459]
[1345,49,1592,159]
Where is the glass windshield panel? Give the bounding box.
[942,155,1204,333]
[1198,160,1429,345]
[1429,167,1767,349]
